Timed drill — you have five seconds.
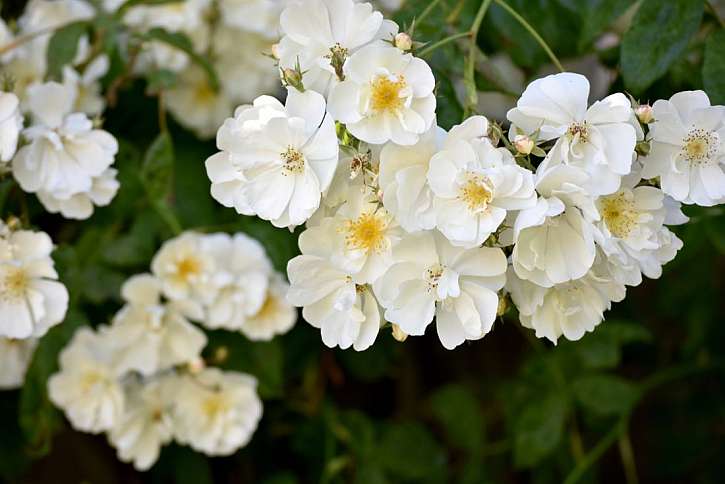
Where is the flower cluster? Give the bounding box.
[49,231,294,469]
[206,0,724,350]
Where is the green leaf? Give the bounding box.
[146,68,178,93]
[117,0,184,14]
[621,0,704,93]
[703,29,725,105]
[573,374,640,416]
[513,393,568,468]
[19,311,87,456]
[103,210,162,267]
[45,21,89,81]
[577,0,633,50]
[429,384,483,452]
[141,132,174,201]
[143,28,219,91]
[376,422,447,481]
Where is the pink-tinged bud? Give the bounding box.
[513,134,534,155]
[271,43,280,60]
[635,104,653,124]
[394,32,412,51]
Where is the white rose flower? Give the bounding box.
[205,88,338,228]
[242,274,297,341]
[373,231,507,350]
[48,327,124,433]
[12,82,119,220]
[107,274,207,376]
[165,65,235,139]
[507,72,636,196]
[36,168,120,220]
[0,227,68,339]
[428,116,537,248]
[378,125,445,231]
[219,0,285,38]
[108,377,176,471]
[506,263,626,344]
[328,44,436,145]
[200,232,272,331]
[0,91,22,163]
[279,0,397,93]
[641,90,725,206]
[512,164,598,287]
[62,55,110,117]
[173,368,263,456]
[0,337,37,389]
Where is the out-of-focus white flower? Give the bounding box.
[108,377,176,471]
[219,0,285,38]
[0,91,23,163]
[205,89,338,228]
[378,125,444,232]
[506,263,625,344]
[62,55,110,117]
[0,337,37,389]
[150,232,217,315]
[0,226,68,339]
[329,45,435,145]
[642,90,725,206]
[427,116,536,248]
[242,274,297,341]
[278,0,396,93]
[507,72,636,196]
[173,368,263,456]
[511,164,598,287]
[108,274,207,376]
[12,82,119,219]
[200,233,272,331]
[36,168,120,220]
[373,231,506,350]
[48,327,124,433]
[165,65,235,139]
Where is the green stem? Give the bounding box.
[463,0,494,116]
[418,31,471,57]
[564,418,626,484]
[618,428,639,484]
[493,0,564,73]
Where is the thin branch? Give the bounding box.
[618,428,639,484]
[463,0,494,117]
[417,31,471,57]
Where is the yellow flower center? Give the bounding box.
[370,75,406,114]
[176,256,202,282]
[194,82,216,104]
[599,191,638,238]
[342,210,389,254]
[459,173,494,212]
[0,266,29,301]
[682,128,719,166]
[568,122,589,142]
[254,292,279,320]
[80,370,106,393]
[202,393,230,418]
[281,146,305,174]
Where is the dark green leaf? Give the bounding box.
[513,393,568,468]
[117,0,184,15]
[703,29,725,105]
[573,374,640,416]
[141,132,174,201]
[429,384,483,452]
[46,21,89,81]
[578,0,633,50]
[621,0,704,93]
[376,422,447,481]
[144,28,219,91]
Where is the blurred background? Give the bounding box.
[1,0,724,482]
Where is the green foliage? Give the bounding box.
[621,0,705,93]
[572,374,640,416]
[513,393,568,468]
[45,21,89,81]
[140,132,174,202]
[704,29,725,104]
[429,384,483,452]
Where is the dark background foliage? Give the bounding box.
[0,0,724,482]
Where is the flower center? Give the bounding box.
[202,393,230,418]
[682,128,719,166]
[0,266,29,301]
[568,122,589,142]
[80,369,106,393]
[176,256,202,282]
[326,43,348,80]
[281,146,305,174]
[459,173,494,212]
[599,191,638,238]
[254,293,279,320]
[424,263,445,293]
[194,82,216,103]
[370,75,406,114]
[342,210,389,254]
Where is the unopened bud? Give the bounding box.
[214,345,229,364]
[394,32,412,51]
[635,104,653,124]
[271,43,280,60]
[391,324,408,342]
[4,216,20,231]
[281,67,305,92]
[187,357,205,374]
[513,134,534,155]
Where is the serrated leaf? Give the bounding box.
[621,0,704,93]
[143,28,219,91]
[429,384,483,452]
[46,21,89,81]
[513,393,568,468]
[573,374,640,416]
[703,29,725,105]
[141,132,174,201]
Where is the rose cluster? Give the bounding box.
[206,0,724,350]
[49,231,295,470]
